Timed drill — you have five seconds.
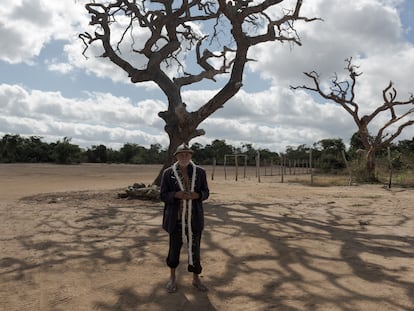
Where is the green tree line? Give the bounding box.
[1,134,414,170]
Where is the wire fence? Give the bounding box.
[207,153,414,188]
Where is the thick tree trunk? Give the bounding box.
[365,149,377,182]
[153,136,182,186]
[153,104,204,185]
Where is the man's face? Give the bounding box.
[176,152,192,166]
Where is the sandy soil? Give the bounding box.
[0,163,413,311]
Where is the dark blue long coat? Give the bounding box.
[160,164,209,234]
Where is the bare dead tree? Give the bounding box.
[291,58,414,181]
[79,0,319,185]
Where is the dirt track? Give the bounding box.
[1,163,413,310]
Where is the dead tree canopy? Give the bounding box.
[79,0,319,184]
[291,58,414,180]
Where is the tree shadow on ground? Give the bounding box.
[0,190,217,310]
[94,286,217,311]
[1,191,161,280]
[1,189,413,310]
[202,198,414,310]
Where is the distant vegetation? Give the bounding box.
[1,134,414,186]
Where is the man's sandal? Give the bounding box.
[166,280,177,293]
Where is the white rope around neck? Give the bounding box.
[172,160,196,265]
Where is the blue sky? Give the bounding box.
[1,0,413,152]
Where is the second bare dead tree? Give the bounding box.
[79,0,319,184]
[292,58,414,181]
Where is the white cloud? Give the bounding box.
[0,0,87,64]
[0,84,168,148]
[47,61,74,74]
[249,0,406,86]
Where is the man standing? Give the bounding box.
[160,143,210,293]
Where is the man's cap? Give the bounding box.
[174,143,194,156]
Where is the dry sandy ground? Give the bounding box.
[0,163,413,311]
